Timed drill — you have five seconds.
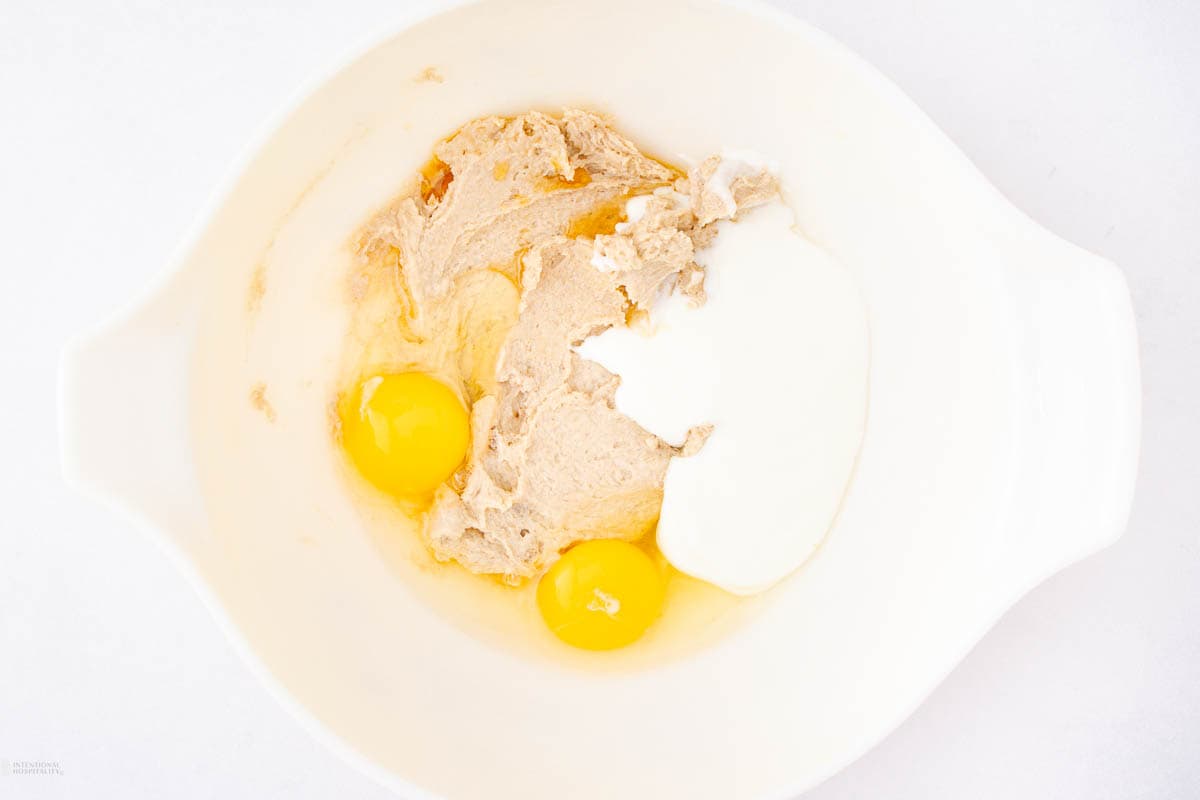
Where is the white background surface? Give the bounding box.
[2,0,1197,797]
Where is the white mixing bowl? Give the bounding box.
[60,1,1140,797]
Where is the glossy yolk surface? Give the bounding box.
[537,539,666,650]
[340,372,470,497]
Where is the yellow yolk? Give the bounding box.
[339,372,470,497]
[536,539,666,650]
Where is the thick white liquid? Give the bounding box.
[580,200,870,595]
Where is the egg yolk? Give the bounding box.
[339,372,470,497]
[536,539,665,650]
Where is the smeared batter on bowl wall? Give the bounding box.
[341,109,775,583]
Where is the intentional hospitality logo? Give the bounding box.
[2,759,64,777]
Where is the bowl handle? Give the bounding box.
[58,268,208,552]
[1005,241,1140,570]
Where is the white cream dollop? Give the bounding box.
[577,199,869,595]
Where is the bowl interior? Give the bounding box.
[185,1,1095,797]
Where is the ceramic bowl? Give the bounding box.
[60,1,1140,797]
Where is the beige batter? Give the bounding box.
[348,109,774,581]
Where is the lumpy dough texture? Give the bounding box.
[353,110,775,581]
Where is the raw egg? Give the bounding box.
[536,539,665,650]
[339,372,470,497]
